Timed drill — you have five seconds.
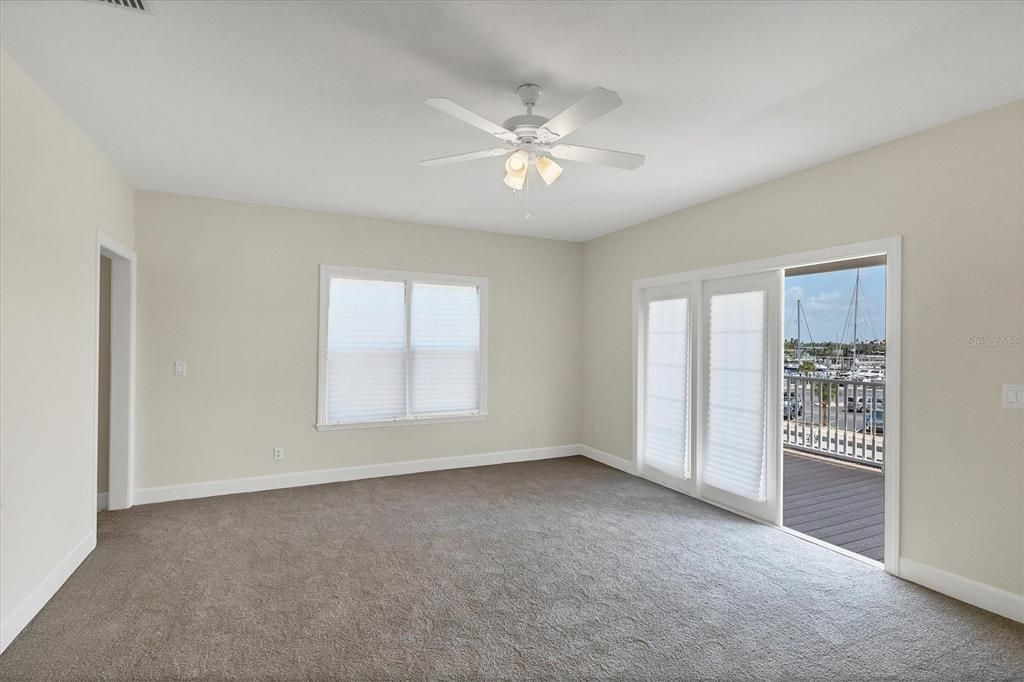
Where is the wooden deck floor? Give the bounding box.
[783,452,884,561]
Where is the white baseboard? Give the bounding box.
[899,558,1024,624]
[133,444,581,506]
[96,492,108,511]
[578,444,637,474]
[0,531,96,653]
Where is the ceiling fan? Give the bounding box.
[419,84,644,190]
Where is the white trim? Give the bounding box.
[315,413,486,431]
[899,558,1024,624]
[316,264,489,429]
[96,231,137,511]
[631,236,902,575]
[317,265,487,287]
[632,236,901,290]
[133,444,579,506]
[579,444,637,475]
[882,239,902,575]
[96,493,109,511]
[0,531,96,653]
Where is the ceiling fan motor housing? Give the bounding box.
[507,84,559,143]
[502,114,550,142]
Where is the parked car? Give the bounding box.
[845,391,882,412]
[783,395,803,419]
[865,408,885,433]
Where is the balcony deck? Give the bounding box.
[783,451,884,562]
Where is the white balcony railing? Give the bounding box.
[782,375,885,468]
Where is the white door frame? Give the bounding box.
[95,231,137,510]
[632,236,902,576]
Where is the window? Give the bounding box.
[317,266,487,429]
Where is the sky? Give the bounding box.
[785,265,885,343]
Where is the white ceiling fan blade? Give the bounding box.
[549,144,644,170]
[425,97,518,142]
[540,87,622,140]
[419,148,512,167]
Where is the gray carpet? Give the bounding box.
[0,456,1020,680]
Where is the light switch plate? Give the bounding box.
[174,360,187,376]
[1003,384,1024,409]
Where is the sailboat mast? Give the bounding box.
[796,300,802,360]
[852,269,860,368]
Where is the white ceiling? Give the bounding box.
[2,1,1022,241]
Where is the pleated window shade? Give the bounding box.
[703,290,768,501]
[411,283,480,414]
[325,278,408,424]
[642,297,690,478]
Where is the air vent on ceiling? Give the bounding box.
[84,0,150,13]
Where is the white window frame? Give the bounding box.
[316,265,488,430]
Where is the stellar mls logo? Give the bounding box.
[967,334,1023,347]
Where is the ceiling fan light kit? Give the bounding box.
[420,83,644,200]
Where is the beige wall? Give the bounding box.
[581,101,1024,596]
[0,50,134,640]
[134,192,582,489]
[98,257,111,495]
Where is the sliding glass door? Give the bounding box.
[698,272,781,522]
[636,270,781,523]
[635,241,900,566]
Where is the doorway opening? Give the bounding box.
[98,255,111,510]
[781,256,887,563]
[96,232,136,512]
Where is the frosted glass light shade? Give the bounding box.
[503,172,525,190]
[535,156,563,185]
[504,149,528,176]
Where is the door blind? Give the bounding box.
[642,297,690,478]
[703,290,768,500]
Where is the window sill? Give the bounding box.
[316,412,487,431]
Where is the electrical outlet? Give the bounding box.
[273,447,285,461]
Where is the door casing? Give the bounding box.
[96,231,137,511]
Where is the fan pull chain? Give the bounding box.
[524,170,531,220]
